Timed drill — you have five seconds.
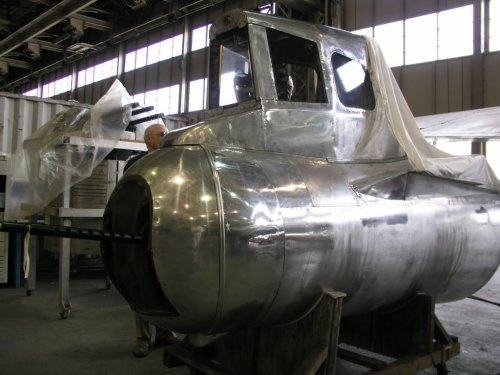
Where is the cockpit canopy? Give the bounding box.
[202,9,405,162]
[208,22,329,108]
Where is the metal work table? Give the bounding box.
[25,136,146,319]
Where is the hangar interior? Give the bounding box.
[0,1,499,374]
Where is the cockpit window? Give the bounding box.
[332,53,375,110]
[267,29,327,103]
[209,27,254,109]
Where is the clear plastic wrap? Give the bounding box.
[5,80,134,220]
[364,36,499,189]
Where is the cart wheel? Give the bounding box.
[60,308,70,320]
[105,278,112,290]
[26,290,33,296]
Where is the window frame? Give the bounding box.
[331,52,375,111]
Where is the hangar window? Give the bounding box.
[374,21,403,67]
[259,3,275,14]
[405,14,437,65]
[486,141,500,177]
[124,34,183,73]
[433,140,471,156]
[77,58,118,88]
[192,24,211,51]
[23,88,39,97]
[133,84,180,115]
[488,0,499,51]
[438,5,473,59]
[332,53,375,110]
[267,29,327,103]
[42,75,72,98]
[189,78,208,111]
[353,5,476,66]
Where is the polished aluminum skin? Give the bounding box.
[103,10,500,335]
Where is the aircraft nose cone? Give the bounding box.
[102,175,178,316]
[102,146,221,332]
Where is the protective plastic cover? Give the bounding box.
[5,80,134,220]
[364,36,499,189]
[417,106,500,139]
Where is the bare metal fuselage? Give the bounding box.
[102,11,500,335]
[104,135,500,334]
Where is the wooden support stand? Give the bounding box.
[164,291,346,375]
[164,293,460,374]
[338,294,461,374]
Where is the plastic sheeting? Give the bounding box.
[5,80,134,220]
[364,36,499,189]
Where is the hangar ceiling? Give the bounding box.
[0,0,334,92]
[0,0,229,90]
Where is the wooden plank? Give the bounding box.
[337,347,386,370]
[164,345,239,375]
[293,345,327,375]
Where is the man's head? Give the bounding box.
[233,72,254,102]
[144,123,167,153]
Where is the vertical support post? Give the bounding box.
[58,217,72,319]
[324,291,345,375]
[471,0,483,109]
[180,16,191,114]
[471,141,485,155]
[58,165,72,318]
[25,232,39,295]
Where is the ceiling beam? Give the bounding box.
[28,0,55,5]
[0,57,32,70]
[70,14,113,31]
[29,39,65,53]
[0,0,98,58]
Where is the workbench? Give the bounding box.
[24,136,146,319]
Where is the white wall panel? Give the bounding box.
[405,0,438,19]
[400,63,436,116]
[0,92,89,155]
[0,96,87,283]
[347,0,375,30]
[374,0,404,25]
[484,52,500,107]
[345,0,473,31]
[447,58,470,111]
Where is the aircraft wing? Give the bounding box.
[416,106,500,140]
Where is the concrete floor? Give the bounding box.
[0,268,498,375]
